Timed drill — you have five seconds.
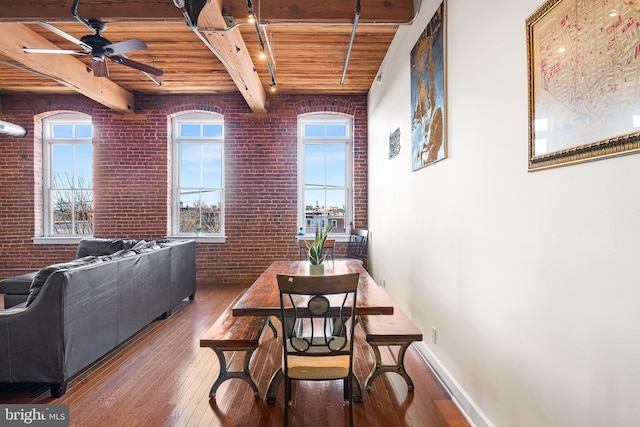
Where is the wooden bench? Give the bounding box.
[200,290,272,399]
[359,307,423,392]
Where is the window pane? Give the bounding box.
[181,124,201,137]
[305,144,325,187]
[52,145,73,188]
[203,124,223,138]
[75,145,92,188]
[326,144,346,187]
[201,189,221,233]
[327,188,346,231]
[305,124,325,137]
[180,144,202,187]
[326,124,346,137]
[74,191,93,234]
[75,125,92,138]
[178,189,222,234]
[53,124,73,138]
[179,190,200,233]
[202,144,222,187]
[52,190,72,234]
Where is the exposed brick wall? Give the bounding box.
[0,93,367,285]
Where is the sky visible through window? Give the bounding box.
[51,123,92,187]
[178,123,223,209]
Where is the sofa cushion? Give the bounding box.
[26,256,103,306]
[121,239,140,250]
[98,249,138,261]
[75,239,124,259]
[131,240,160,253]
[0,272,37,295]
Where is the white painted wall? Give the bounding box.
[367,1,640,426]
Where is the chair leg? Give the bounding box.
[284,378,291,427]
[348,374,354,426]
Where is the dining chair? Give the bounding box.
[298,238,335,262]
[276,272,360,426]
[346,228,368,270]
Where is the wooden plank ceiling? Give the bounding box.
[0,0,417,113]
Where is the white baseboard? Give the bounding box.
[413,342,494,427]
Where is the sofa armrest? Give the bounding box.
[0,275,65,384]
[0,302,27,316]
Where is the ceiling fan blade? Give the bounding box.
[37,22,91,52]
[92,59,109,77]
[23,48,86,55]
[111,56,164,76]
[106,39,147,55]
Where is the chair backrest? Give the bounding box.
[298,239,335,261]
[347,229,368,266]
[276,273,359,362]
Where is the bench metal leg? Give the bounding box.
[209,348,260,399]
[364,342,415,392]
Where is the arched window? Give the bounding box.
[298,113,353,235]
[171,112,225,241]
[42,112,93,237]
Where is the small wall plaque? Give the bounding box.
[389,127,401,159]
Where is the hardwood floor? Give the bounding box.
[0,284,470,426]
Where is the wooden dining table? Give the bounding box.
[232,259,395,402]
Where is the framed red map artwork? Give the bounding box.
[527,0,640,170]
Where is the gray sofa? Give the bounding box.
[0,238,196,397]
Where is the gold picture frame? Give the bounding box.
[527,0,640,171]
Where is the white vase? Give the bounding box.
[309,263,324,275]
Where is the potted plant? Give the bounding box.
[306,225,332,275]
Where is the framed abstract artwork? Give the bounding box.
[411,1,446,171]
[527,0,640,170]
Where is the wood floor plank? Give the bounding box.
[0,283,470,426]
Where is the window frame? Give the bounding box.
[171,112,226,243]
[41,112,94,241]
[297,113,353,239]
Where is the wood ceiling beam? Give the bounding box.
[0,23,135,114]
[0,1,183,22]
[0,0,418,24]
[195,0,266,113]
[221,0,418,24]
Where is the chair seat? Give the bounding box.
[287,354,350,379]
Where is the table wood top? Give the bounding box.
[232,260,395,317]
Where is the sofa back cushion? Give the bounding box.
[26,256,103,306]
[75,239,127,259]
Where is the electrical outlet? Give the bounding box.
[431,326,437,344]
[380,278,385,288]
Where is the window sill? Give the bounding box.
[33,236,88,245]
[167,235,227,243]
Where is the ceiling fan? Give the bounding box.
[22,0,163,79]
